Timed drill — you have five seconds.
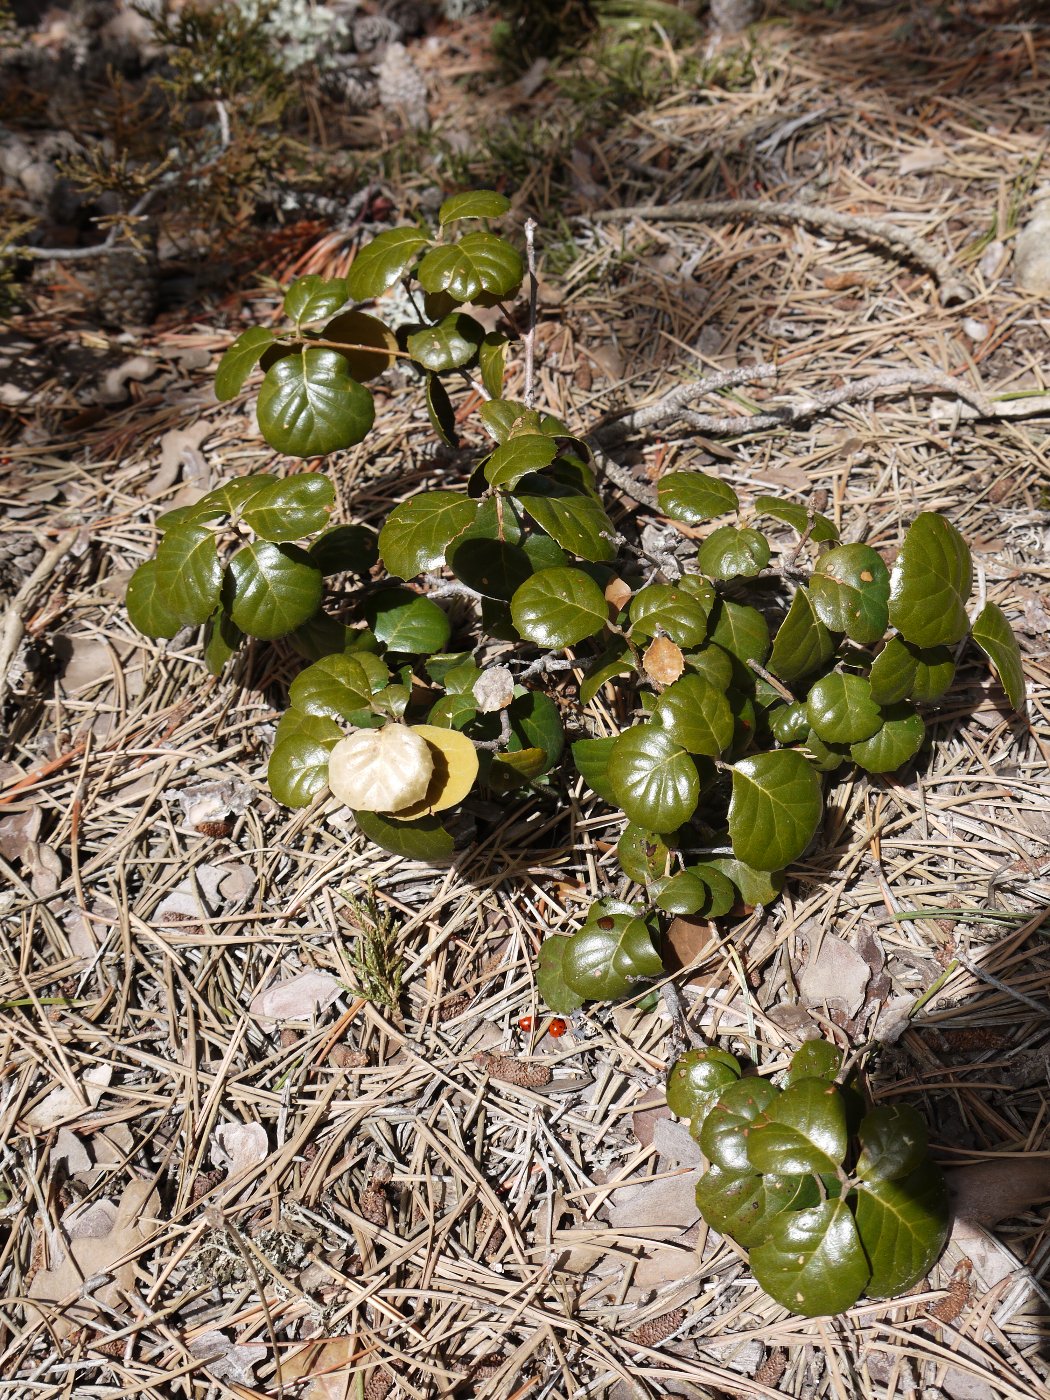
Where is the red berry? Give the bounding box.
[548,1018,568,1038]
[518,1016,533,1032]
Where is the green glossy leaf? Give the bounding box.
[849,703,925,773]
[268,711,342,807]
[417,232,523,301]
[751,1199,870,1316]
[309,524,379,577]
[630,583,712,648]
[684,645,735,692]
[806,672,882,744]
[346,227,429,300]
[407,313,484,372]
[652,674,734,756]
[695,1168,817,1249]
[516,487,616,563]
[888,513,972,648]
[753,495,838,542]
[202,603,243,675]
[364,588,451,654]
[428,653,480,691]
[746,1078,848,1175]
[478,331,507,399]
[155,524,222,626]
[424,373,458,447]
[239,472,336,542]
[511,567,609,647]
[868,635,955,705]
[770,702,809,744]
[193,474,272,519]
[288,653,374,722]
[972,601,1026,712]
[257,348,374,458]
[479,398,534,443]
[617,824,674,883]
[523,533,568,571]
[155,502,225,533]
[353,808,454,862]
[700,1077,779,1172]
[856,1105,928,1182]
[658,470,738,523]
[608,724,701,832]
[508,689,564,768]
[562,910,663,1002]
[215,326,276,401]
[666,1048,740,1119]
[439,189,511,224]
[485,432,557,488]
[379,491,479,579]
[654,866,736,918]
[284,274,348,326]
[727,688,758,758]
[581,643,634,705]
[536,936,586,1014]
[769,588,835,684]
[697,525,771,580]
[125,560,184,639]
[728,751,822,870]
[571,736,619,804]
[705,857,784,907]
[225,542,322,640]
[428,692,477,729]
[708,599,770,669]
[803,728,848,772]
[785,1040,842,1085]
[854,1161,949,1297]
[291,614,358,661]
[810,544,890,645]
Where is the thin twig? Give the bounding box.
[522,218,539,410]
[593,363,778,440]
[0,530,78,707]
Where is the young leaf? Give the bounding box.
[849,703,925,773]
[378,492,479,579]
[888,513,972,648]
[700,1077,780,1173]
[417,232,523,301]
[155,524,223,626]
[309,524,379,577]
[728,751,822,871]
[608,724,702,832]
[319,309,398,381]
[810,544,890,644]
[562,911,663,1002]
[288,654,374,722]
[785,1039,842,1085]
[750,1199,870,1316]
[239,472,336,542]
[125,560,184,639]
[746,1078,849,1175]
[515,487,617,564]
[853,1161,949,1297]
[346,227,430,300]
[571,736,619,804]
[971,601,1026,712]
[697,525,770,580]
[352,808,454,862]
[268,711,343,807]
[215,326,276,401]
[806,673,883,744]
[479,332,507,399]
[630,583,712,648]
[225,542,323,640]
[769,588,835,684]
[257,349,374,458]
[364,589,451,654]
[657,470,738,523]
[284,274,348,326]
[511,568,609,647]
[484,432,557,488]
[856,1105,928,1182]
[439,189,511,224]
[694,1167,817,1249]
[666,1048,740,1119]
[868,635,955,705]
[651,674,734,757]
[770,702,809,744]
[753,495,838,542]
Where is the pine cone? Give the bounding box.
[95,247,158,328]
[376,42,428,130]
[0,533,44,596]
[353,14,402,53]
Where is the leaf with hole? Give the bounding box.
[439,189,511,224]
[849,703,925,773]
[407,313,484,373]
[750,1199,870,1316]
[225,542,322,640]
[155,524,222,627]
[810,544,890,644]
[698,525,770,580]
[868,635,955,705]
[856,1105,928,1182]
[511,567,609,647]
[728,751,822,870]
[284,274,348,326]
[853,1161,949,1297]
[769,588,835,684]
[352,808,454,862]
[658,470,738,523]
[616,825,674,883]
[700,1077,780,1172]
[608,724,701,832]
[515,486,616,563]
[239,472,335,542]
[806,672,882,744]
[651,674,734,756]
[971,601,1026,713]
[257,348,374,458]
[215,326,276,401]
[268,711,343,807]
[126,560,184,638]
[746,1078,848,1175]
[753,496,838,542]
[630,583,712,648]
[379,491,479,579]
[319,309,398,381]
[346,227,429,300]
[888,513,972,648]
[364,589,451,654]
[561,910,663,1002]
[536,936,585,1015]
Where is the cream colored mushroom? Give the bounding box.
[328,724,434,813]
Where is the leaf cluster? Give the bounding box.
[670,1041,949,1315]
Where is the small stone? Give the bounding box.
[962,318,988,342]
[1014,199,1050,297]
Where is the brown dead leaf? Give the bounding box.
[643,637,685,686]
[282,1336,357,1400]
[211,1122,269,1175]
[947,1158,1050,1227]
[799,933,870,1018]
[604,576,632,611]
[608,1167,701,1235]
[899,144,948,174]
[663,915,715,972]
[0,804,41,863]
[822,270,869,291]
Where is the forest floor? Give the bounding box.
[0,3,1049,1398]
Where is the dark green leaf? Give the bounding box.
[309,524,379,577]
[750,1199,870,1316]
[856,1105,928,1182]
[803,728,849,772]
[364,588,451,654]
[511,567,609,647]
[853,1161,949,1297]
[202,604,243,675]
[657,470,738,523]
[770,702,809,744]
[291,615,363,661]
[417,232,523,301]
[705,857,785,907]
[708,599,770,669]
[288,653,374,722]
[651,674,733,756]
[508,689,564,768]
[630,583,712,648]
[571,736,619,804]
[485,432,557,488]
[320,309,398,382]
[352,808,454,862]
[562,910,663,1002]
[239,472,335,542]
[406,313,484,372]
[536,935,585,1014]
[268,711,342,807]
[346,227,429,300]
[608,724,701,832]
[785,1040,842,1085]
[849,703,925,773]
[697,525,770,580]
[479,331,507,399]
[747,1078,848,1175]
[727,687,759,758]
[700,1077,779,1172]
[868,635,955,705]
[753,495,838,542]
[695,1168,818,1250]
[379,491,479,579]
[616,824,674,883]
[522,533,568,571]
[888,513,972,648]
[156,524,222,626]
[581,643,634,705]
[728,751,822,870]
[654,866,735,918]
[424,373,458,447]
[806,672,882,744]
[684,645,735,692]
[447,536,532,599]
[479,398,534,443]
[125,560,184,639]
[439,189,511,224]
[284,274,348,326]
[215,326,276,401]
[971,601,1026,713]
[666,1048,740,1119]
[769,588,835,684]
[257,348,374,458]
[810,544,890,644]
[516,488,616,563]
[225,542,322,640]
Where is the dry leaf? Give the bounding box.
[54,634,114,691]
[652,1116,702,1168]
[165,778,254,830]
[643,636,685,685]
[25,1064,112,1129]
[248,969,344,1027]
[53,1127,92,1174]
[283,1336,358,1400]
[211,1122,269,1175]
[632,1228,701,1290]
[947,1158,1050,1228]
[664,915,715,971]
[0,804,41,863]
[151,420,211,495]
[899,145,948,174]
[608,1167,701,1235]
[631,1101,670,1149]
[822,270,869,291]
[155,860,256,921]
[188,1331,266,1387]
[604,576,632,611]
[25,840,62,898]
[799,933,870,1017]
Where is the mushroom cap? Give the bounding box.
[328,724,434,813]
